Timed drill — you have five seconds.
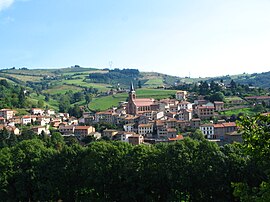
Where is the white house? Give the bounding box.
[22,116,32,125]
[178,101,193,110]
[123,123,135,132]
[138,123,153,137]
[200,124,215,139]
[31,108,44,115]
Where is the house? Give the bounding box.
[178,101,193,110]
[32,126,50,135]
[214,101,224,111]
[123,123,136,132]
[95,110,115,124]
[190,118,201,129]
[175,90,187,101]
[214,122,237,140]
[74,126,95,138]
[45,109,55,116]
[115,131,135,143]
[128,134,144,145]
[31,108,44,115]
[200,124,215,139]
[21,116,32,125]
[167,128,177,138]
[197,106,215,119]
[68,117,78,125]
[176,120,189,130]
[169,105,178,113]
[59,125,75,135]
[166,118,177,128]
[103,129,119,139]
[9,116,21,125]
[138,123,153,137]
[177,109,192,121]
[0,109,14,120]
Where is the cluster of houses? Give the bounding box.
[4,84,265,145]
[80,84,243,145]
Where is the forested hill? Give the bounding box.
[206,71,270,88]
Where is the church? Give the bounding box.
[126,83,157,115]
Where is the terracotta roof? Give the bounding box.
[214,124,224,128]
[198,106,215,109]
[169,135,184,141]
[75,126,92,130]
[133,98,155,107]
[59,125,74,129]
[222,122,236,127]
[138,123,153,128]
[200,124,214,127]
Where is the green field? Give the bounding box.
[89,88,176,111]
[225,96,243,102]
[43,85,83,95]
[60,79,111,92]
[220,107,255,116]
[6,74,43,82]
[144,78,164,87]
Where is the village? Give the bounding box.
[1,83,270,146]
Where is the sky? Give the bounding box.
[0,0,270,78]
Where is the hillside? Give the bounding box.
[0,66,180,112]
[0,66,269,113]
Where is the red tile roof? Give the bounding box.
[133,98,154,107]
[169,135,184,141]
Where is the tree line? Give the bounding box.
[0,115,269,201]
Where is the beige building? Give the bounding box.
[175,90,187,101]
[0,109,14,120]
[103,129,119,139]
[74,126,95,138]
[214,101,224,111]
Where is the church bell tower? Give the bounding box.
[129,82,136,100]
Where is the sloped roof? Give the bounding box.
[133,98,155,107]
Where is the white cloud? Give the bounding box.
[0,0,14,12]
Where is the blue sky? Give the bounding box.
[1,0,270,77]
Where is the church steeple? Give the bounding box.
[129,82,136,100]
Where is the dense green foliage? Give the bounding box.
[0,115,269,201]
[88,68,140,85]
[0,79,28,108]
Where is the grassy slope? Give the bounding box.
[220,108,255,116]
[42,85,83,95]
